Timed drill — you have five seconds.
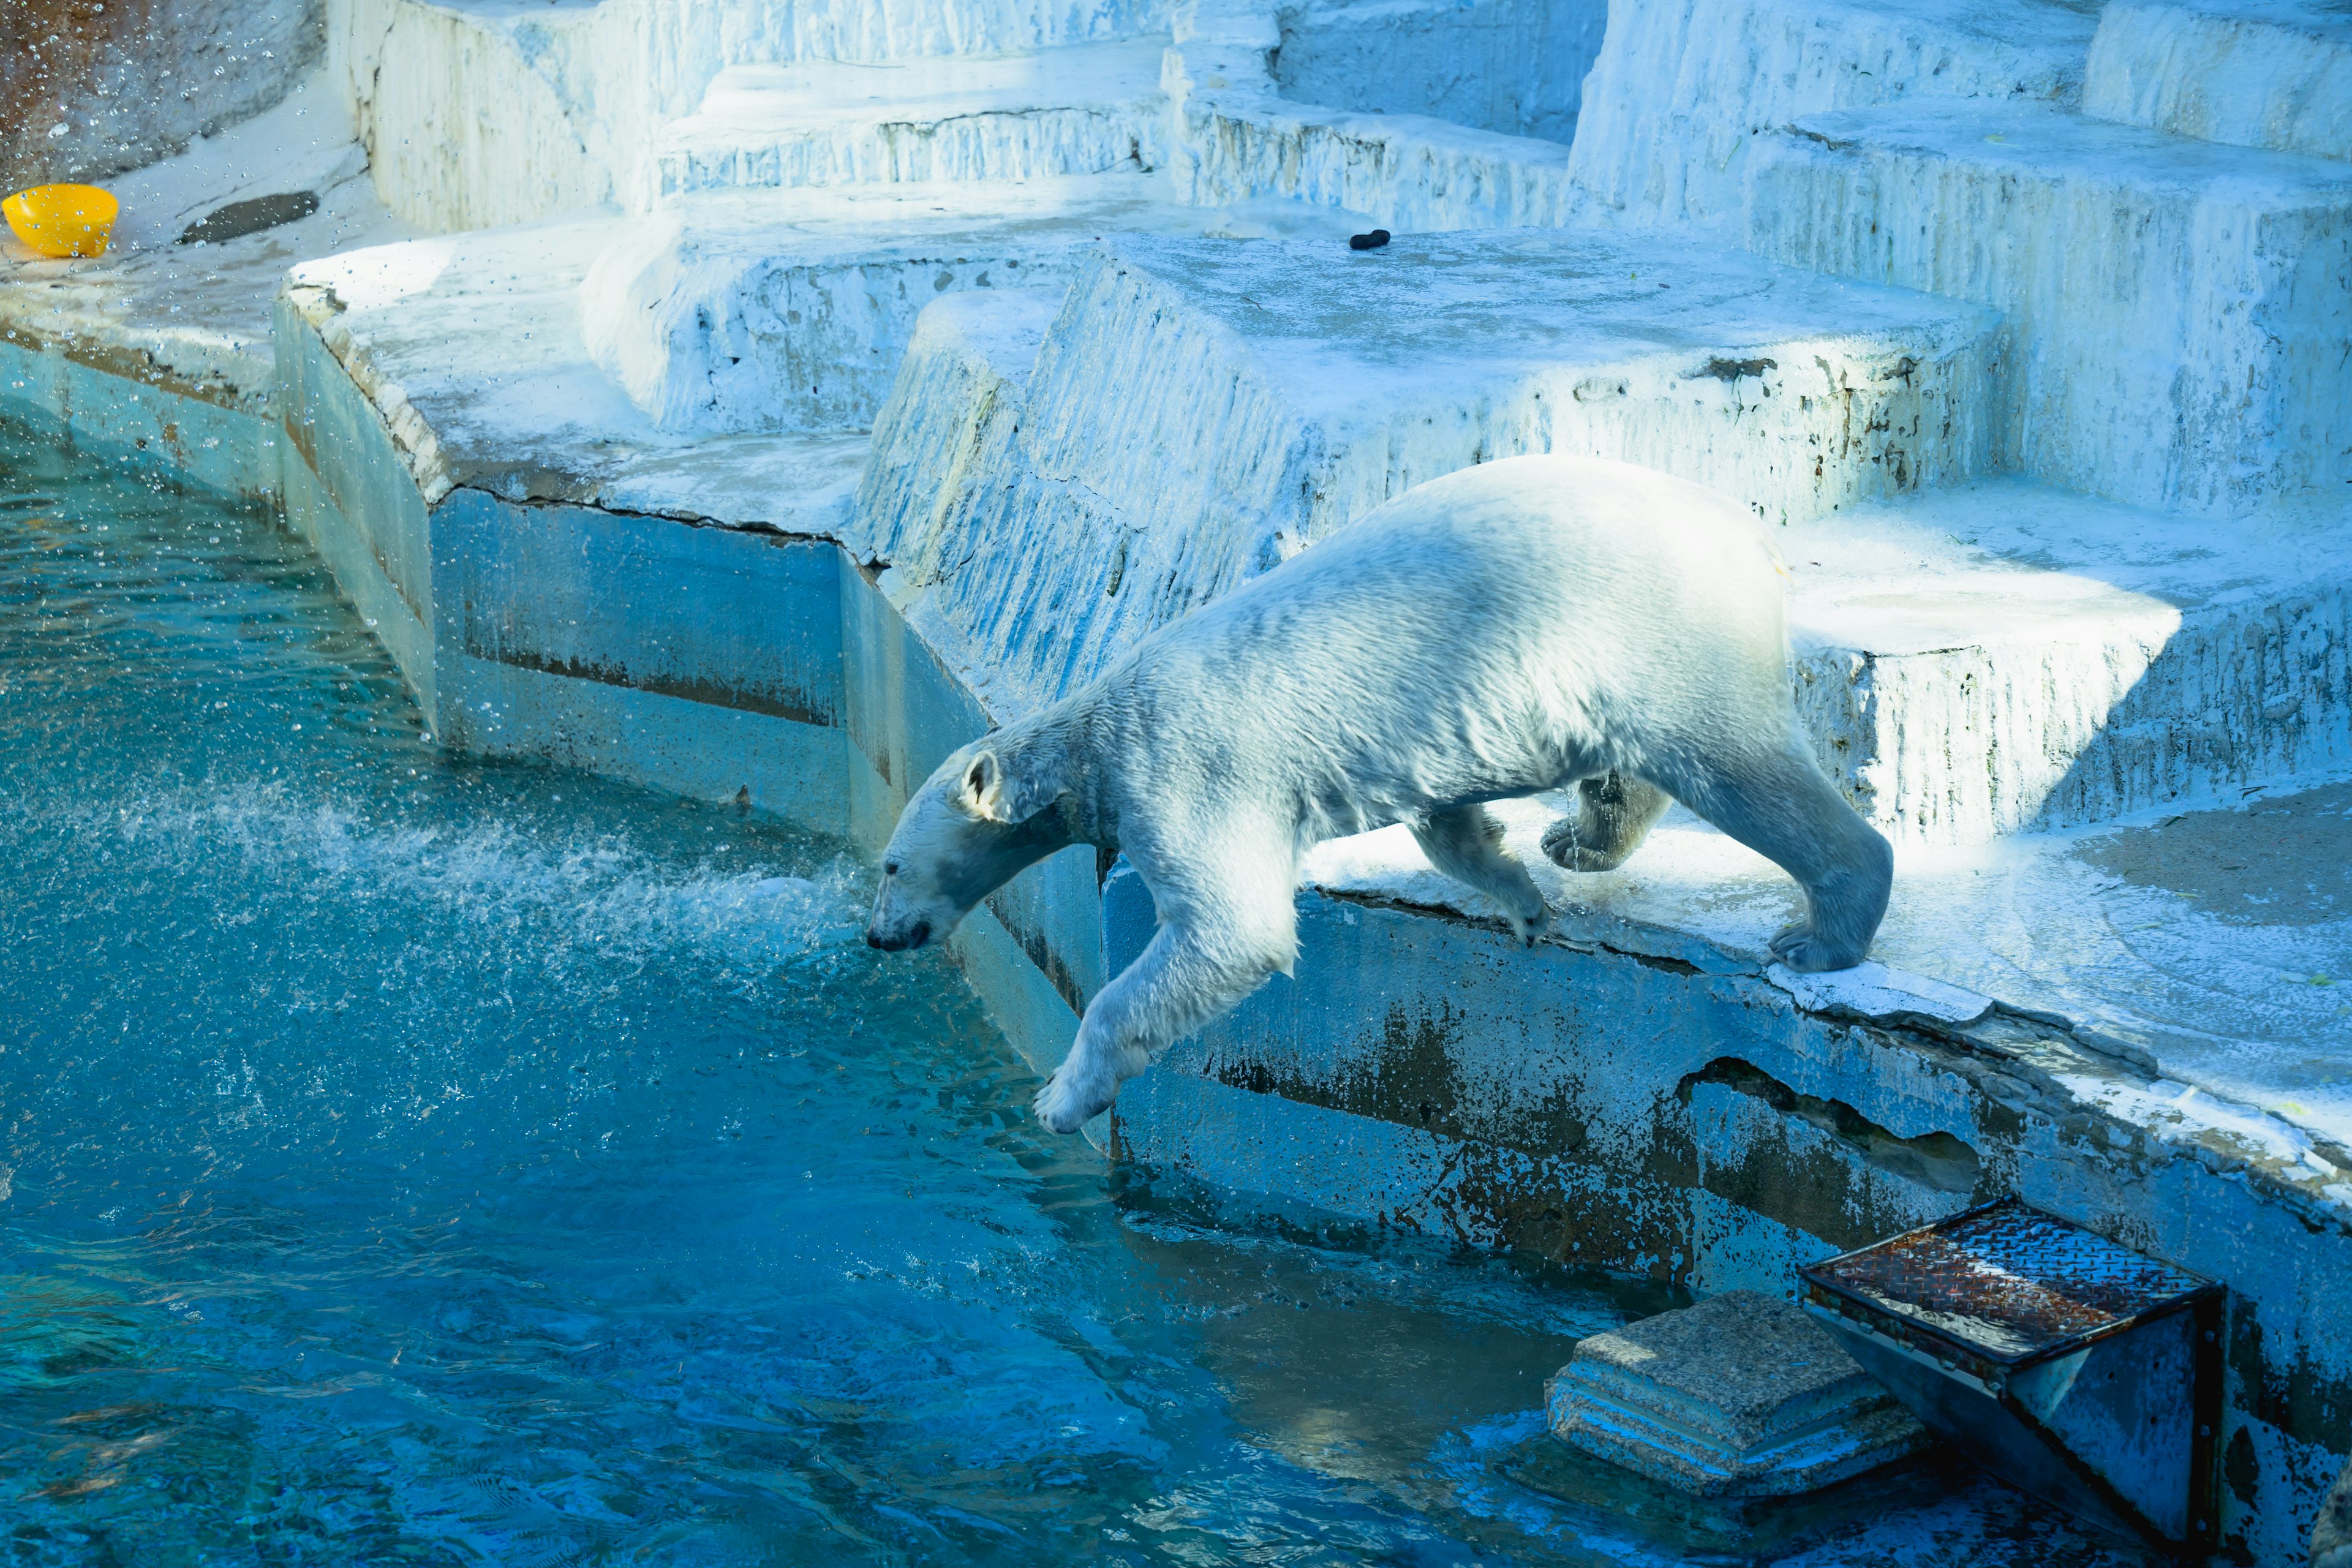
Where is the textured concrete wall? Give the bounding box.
[1,0,323,194]
[1272,0,1607,146]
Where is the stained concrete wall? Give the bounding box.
[1,0,323,194]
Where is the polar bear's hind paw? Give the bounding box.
[1770,919,1865,974]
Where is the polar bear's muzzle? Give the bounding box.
[864,870,957,952]
[864,916,930,952]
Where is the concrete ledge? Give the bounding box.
[0,327,285,508]
[1104,862,2351,1562]
[1563,0,2099,228]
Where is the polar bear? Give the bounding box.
[865,454,1893,1135]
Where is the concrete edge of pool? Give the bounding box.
[2,284,2347,1564]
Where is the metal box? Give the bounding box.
[1800,1198,2223,1555]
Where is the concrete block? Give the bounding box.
[281,222,873,527]
[1269,0,1605,146]
[1782,484,2352,842]
[1547,1289,1930,1496]
[1165,0,1580,228]
[1167,78,1580,232]
[337,0,1176,230]
[337,0,622,233]
[1746,99,2352,517]
[630,0,1175,156]
[2086,0,2352,164]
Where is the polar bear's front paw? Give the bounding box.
[1033,1059,1117,1135]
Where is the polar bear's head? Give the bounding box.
[865,741,1071,952]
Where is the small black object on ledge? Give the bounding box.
[1348,228,1392,251]
[178,190,320,246]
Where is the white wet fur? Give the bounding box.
[865,455,1894,1134]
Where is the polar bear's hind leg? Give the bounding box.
[1540,772,1672,873]
[1662,739,1891,973]
[1412,804,1550,944]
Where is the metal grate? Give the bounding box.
[1804,1199,2212,1363]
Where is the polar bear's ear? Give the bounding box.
[954,748,1061,824]
[955,752,1008,820]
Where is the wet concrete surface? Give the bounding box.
[2081,782,2352,929]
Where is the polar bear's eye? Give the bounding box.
[884,860,900,877]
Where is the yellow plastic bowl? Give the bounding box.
[4,184,119,258]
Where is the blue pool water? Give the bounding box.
[0,424,1698,1565]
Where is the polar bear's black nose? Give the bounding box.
[865,921,929,952]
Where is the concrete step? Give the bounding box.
[1562,0,2101,230]
[1163,1,1579,230]
[284,216,872,528]
[1744,97,2352,520]
[630,0,1175,84]
[578,176,1359,434]
[1782,486,2352,842]
[652,39,1174,202]
[2084,0,2352,162]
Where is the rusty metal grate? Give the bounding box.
[1803,1198,2212,1363]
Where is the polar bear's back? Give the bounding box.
[1116,454,1797,827]
[1188,453,1788,685]
[1330,454,1781,617]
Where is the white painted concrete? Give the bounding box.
[1782,484,2352,842]
[849,235,1995,711]
[285,219,868,525]
[331,0,1180,232]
